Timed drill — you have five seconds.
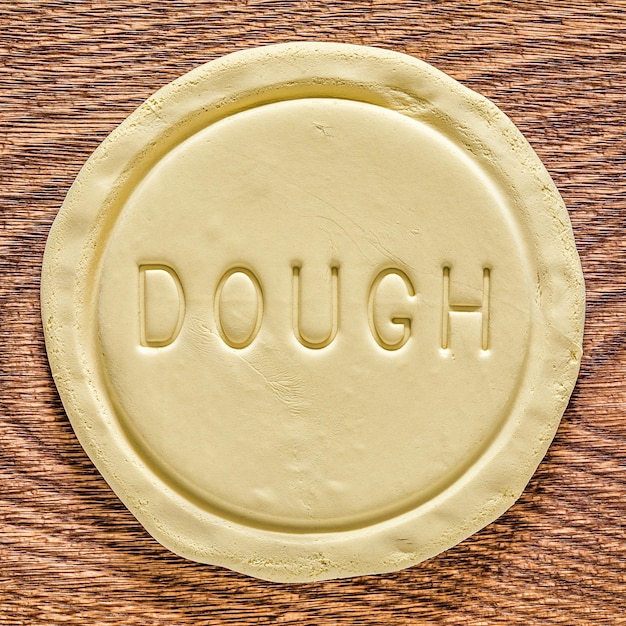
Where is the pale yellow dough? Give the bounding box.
[41,43,584,582]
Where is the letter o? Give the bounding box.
[214,268,264,349]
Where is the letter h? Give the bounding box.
[441,266,491,351]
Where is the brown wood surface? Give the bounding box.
[1,1,625,624]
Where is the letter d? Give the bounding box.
[139,264,185,347]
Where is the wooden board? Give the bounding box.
[1,1,624,623]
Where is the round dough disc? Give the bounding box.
[41,42,584,582]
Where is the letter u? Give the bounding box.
[292,265,339,349]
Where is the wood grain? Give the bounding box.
[1,1,624,623]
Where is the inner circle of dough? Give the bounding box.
[98,97,531,531]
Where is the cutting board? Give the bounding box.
[1,2,624,623]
